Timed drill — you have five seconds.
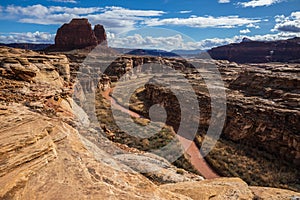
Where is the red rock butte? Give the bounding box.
[48,18,107,51]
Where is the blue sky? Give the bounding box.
[0,0,299,50]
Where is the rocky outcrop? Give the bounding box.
[0,103,195,200]
[97,74,111,91]
[104,55,194,81]
[48,18,107,51]
[0,104,65,198]
[208,37,300,63]
[161,178,300,200]
[0,47,70,86]
[250,186,300,200]
[160,178,255,199]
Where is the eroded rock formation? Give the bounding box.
[94,24,108,46]
[48,18,107,51]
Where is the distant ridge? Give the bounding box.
[241,37,252,43]
[171,49,205,57]
[125,49,180,57]
[0,43,51,51]
[208,37,300,63]
[113,48,203,57]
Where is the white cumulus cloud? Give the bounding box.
[246,23,260,29]
[244,32,300,41]
[0,31,55,43]
[1,4,263,34]
[108,34,185,51]
[218,0,230,3]
[101,6,165,17]
[179,10,192,14]
[49,0,77,3]
[144,15,261,29]
[238,0,283,8]
[273,11,300,33]
[240,28,251,33]
[107,30,300,51]
[1,5,166,33]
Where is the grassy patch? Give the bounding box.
[195,136,300,191]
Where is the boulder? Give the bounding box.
[160,178,255,200]
[250,186,300,200]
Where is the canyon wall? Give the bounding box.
[143,61,300,166]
